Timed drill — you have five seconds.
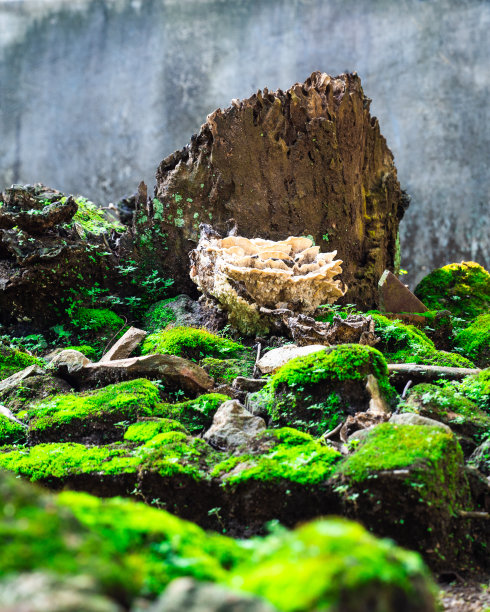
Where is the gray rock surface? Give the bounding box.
[148,578,277,612]
[468,436,490,476]
[389,412,452,433]
[204,399,266,451]
[257,344,326,374]
[99,326,147,362]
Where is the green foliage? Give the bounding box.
[414,261,490,319]
[200,357,255,384]
[155,393,230,434]
[229,519,435,612]
[459,368,490,411]
[123,418,188,443]
[143,297,179,332]
[0,343,43,381]
[338,423,462,484]
[371,313,475,367]
[213,435,341,486]
[71,307,124,332]
[115,260,174,318]
[0,415,27,445]
[454,314,490,366]
[27,379,161,439]
[65,196,125,236]
[142,327,246,362]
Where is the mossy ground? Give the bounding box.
[141,326,246,362]
[414,261,490,319]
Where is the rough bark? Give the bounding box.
[139,71,406,308]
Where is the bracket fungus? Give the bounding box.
[190,225,347,335]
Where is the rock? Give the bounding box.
[232,377,267,393]
[50,350,91,377]
[149,578,277,612]
[378,269,428,313]
[203,400,266,451]
[80,354,213,395]
[468,437,490,476]
[389,412,452,433]
[0,364,46,394]
[99,326,147,362]
[0,572,122,612]
[190,227,346,335]
[0,371,72,414]
[143,294,225,333]
[143,72,405,309]
[257,344,326,374]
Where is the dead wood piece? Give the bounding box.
[388,363,481,391]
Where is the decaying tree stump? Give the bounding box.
[136,71,407,308]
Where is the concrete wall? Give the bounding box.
[1,0,489,286]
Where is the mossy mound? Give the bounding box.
[65,307,126,358]
[371,313,475,367]
[212,429,341,486]
[403,383,490,449]
[336,423,478,571]
[154,393,230,434]
[143,296,179,332]
[123,418,188,443]
[414,261,490,319]
[63,344,98,360]
[26,379,161,444]
[0,343,43,381]
[230,519,436,612]
[455,314,490,367]
[0,470,436,611]
[0,415,26,445]
[252,344,395,436]
[200,356,255,384]
[141,327,245,362]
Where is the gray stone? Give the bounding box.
[148,578,277,612]
[50,349,90,376]
[257,345,326,374]
[0,364,46,394]
[99,326,147,362]
[389,412,452,433]
[468,436,490,476]
[203,400,266,451]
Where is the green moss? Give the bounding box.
[27,379,160,441]
[154,393,230,434]
[455,314,490,366]
[414,261,490,319]
[258,344,395,436]
[141,327,245,362]
[229,519,435,612]
[459,368,490,411]
[372,313,475,367]
[72,308,124,332]
[123,418,188,443]
[143,297,178,332]
[338,423,461,484]
[200,357,255,384]
[213,438,341,486]
[0,415,27,445]
[67,196,125,236]
[402,383,490,443]
[0,470,241,600]
[63,344,98,360]
[0,343,43,381]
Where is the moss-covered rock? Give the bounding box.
[468,436,490,476]
[0,414,26,445]
[143,296,179,332]
[414,261,490,319]
[335,423,479,571]
[402,383,490,452]
[26,379,161,444]
[0,372,72,414]
[123,418,188,443]
[371,313,475,367]
[230,518,436,612]
[63,344,98,360]
[0,470,437,611]
[200,356,255,384]
[141,327,246,362]
[251,344,395,436]
[459,368,490,411]
[454,314,490,367]
[0,343,43,381]
[154,393,230,434]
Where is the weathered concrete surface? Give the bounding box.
[0,0,489,285]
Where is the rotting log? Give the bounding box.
[388,363,481,391]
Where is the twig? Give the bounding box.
[253,342,262,378]
[457,511,489,520]
[322,422,343,440]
